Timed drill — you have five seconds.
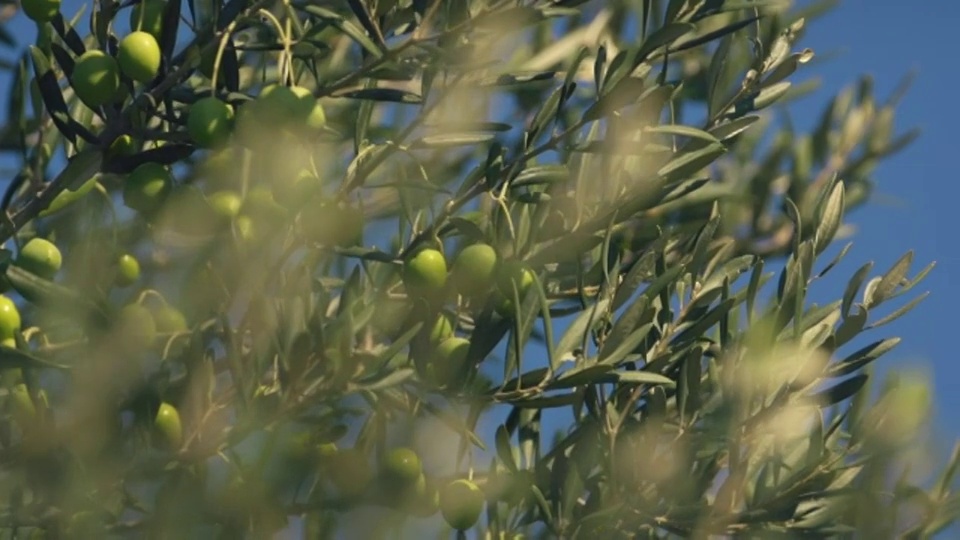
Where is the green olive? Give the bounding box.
[124,162,173,215]
[71,50,120,108]
[403,249,448,299]
[115,253,141,287]
[187,97,234,149]
[382,447,422,487]
[118,31,161,82]
[439,479,484,530]
[429,313,454,343]
[0,296,22,341]
[451,243,498,297]
[153,402,183,450]
[15,238,62,280]
[433,336,470,389]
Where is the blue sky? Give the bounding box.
[1,0,958,535]
[793,0,958,441]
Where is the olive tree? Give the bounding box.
[0,0,955,538]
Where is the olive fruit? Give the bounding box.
[130,0,165,39]
[208,190,242,220]
[0,296,21,340]
[429,313,454,343]
[153,402,183,450]
[118,31,161,82]
[116,303,157,351]
[21,0,60,22]
[257,84,313,124]
[153,305,188,334]
[382,447,422,487]
[451,243,498,297]
[123,162,172,214]
[71,51,120,108]
[115,253,141,287]
[403,249,447,298]
[187,97,234,148]
[108,134,137,156]
[16,238,62,280]
[433,336,470,388]
[497,260,534,297]
[439,479,484,530]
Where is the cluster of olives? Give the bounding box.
[399,243,535,387]
[0,233,187,451]
[319,444,486,530]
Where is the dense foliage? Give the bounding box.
[0,0,955,538]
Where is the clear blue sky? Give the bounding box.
[1,0,958,535]
[793,0,958,442]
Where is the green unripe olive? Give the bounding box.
[497,260,534,297]
[451,243,498,297]
[403,249,447,298]
[327,448,373,499]
[153,305,188,334]
[317,442,338,462]
[21,0,61,23]
[130,0,165,39]
[433,336,470,388]
[258,84,313,123]
[305,102,327,130]
[115,253,140,287]
[118,31,161,82]
[429,313,454,343]
[71,50,120,108]
[0,296,20,341]
[187,97,234,149]
[207,190,242,220]
[153,402,183,450]
[116,303,157,350]
[290,86,325,130]
[16,238,62,280]
[382,447,422,486]
[124,162,172,214]
[439,479,484,530]
[108,134,137,156]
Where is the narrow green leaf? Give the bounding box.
[658,143,726,183]
[337,88,422,104]
[815,181,845,255]
[410,132,496,148]
[616,370,675,387]
[301,5,384,58]
[829,337,900,378]
[868,251,913,308]
[495,425,518,473]
[598,323,654,366]
[842,262,873,318]
[556,298,611,362]
[867,291,929,330]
